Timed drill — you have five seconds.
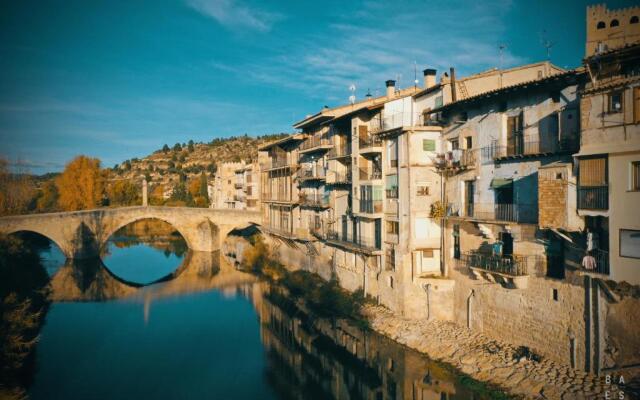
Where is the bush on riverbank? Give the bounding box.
[240,234,368,327]
[0,234,51,400]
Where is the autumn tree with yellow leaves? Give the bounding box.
[55,156,105,211]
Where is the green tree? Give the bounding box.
[173,143,182,152]
[187,140,194,153]
[198,172,209,203]
[0,159,36,216]
[108,180,139,206]
[162,144,170,153]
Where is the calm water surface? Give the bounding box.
[24,234,497,400]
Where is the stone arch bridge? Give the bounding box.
[0,206,260,259]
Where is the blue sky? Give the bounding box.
[0,0,636,173]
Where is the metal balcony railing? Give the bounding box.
[261,157,297,170]
[327,145,352,159]
[483,138,578,161]
[300,135,332,152]
[326,229,381,251]
[386,187,398,199]
[299,193,329,208]
[460,252,528,276]
[359,135,383,150]
[261,191,294,202]
[464,203,538,223]
[581,248,610,275]
[331,171,352,184]
[434,149,477,170]
[298,168,326,181]
[359,168,382,181]
[578,185,608,210]
[359,200,383,214]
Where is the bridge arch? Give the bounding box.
[5,228,73,259]
[99,216,193,254]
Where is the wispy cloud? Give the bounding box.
[210,0,526,105]
[185,0,283,32]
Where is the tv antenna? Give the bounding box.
[540,30,556,60]
[498,43,507,69]
[348,84,356,104]
[413,61,419,87]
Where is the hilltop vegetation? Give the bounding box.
[0,133,289,216]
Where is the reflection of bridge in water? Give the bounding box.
[49,251,257,303]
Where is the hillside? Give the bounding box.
[109,133,288,186]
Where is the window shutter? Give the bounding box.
[358,125,368,139]
[579,158,607,186]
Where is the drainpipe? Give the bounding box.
[422,283,432,320]
[467,289,475,329]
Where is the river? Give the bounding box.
[5,232,504,399]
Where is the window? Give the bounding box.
[465,136,473,149]
[451,139,459,150]
[538,70,543,79]
[388,276,394,288]
[631,161,640,191]
[385,247,396,271]
[417,185,429,196]
[610,19,619,27]
[597,21,606,29]
[608,91,623,113]
[552,289,559,302]
[386,175,398,198]
[422,139,436,151]
[620,229,640,259]
[386,221,399,234]
[421,249,434,258]
[634,87,640,124]
[631,16,639,24]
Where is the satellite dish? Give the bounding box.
[349,84,356,92]
[349,84,356,104]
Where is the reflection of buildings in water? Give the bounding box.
[256,291,465,400]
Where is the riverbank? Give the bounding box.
[366,305,613,399]
[226,233,625,399]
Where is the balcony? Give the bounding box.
[484,138,578,161]
[467,203,538,224]
[359,168,382,181]
[386,187,398,199]
[299,136,332,154]
[359,200,383,215]
[234,181,244,189]
[460,251,530,289]
[578,248,610,275]
[326,229,381,254]
[261,158,297,171]
[261,192,296,203]
[434,149,477,171]
[299,193,329,209]
[359,135,383,153]
[233,194,245,202]
[578,185,608,210]
[329,170,352,185]
[297,167,326,182]
[327,145,351,159]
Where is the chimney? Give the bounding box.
[450,67,457,102]
[386,80,396,98]
[423,68,436,89]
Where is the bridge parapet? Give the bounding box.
[0,206,260,259]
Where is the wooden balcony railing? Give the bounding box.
[326,229,381,251]
[578,185,608,210]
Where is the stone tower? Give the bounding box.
[585,4,640,57]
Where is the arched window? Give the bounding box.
[631,16,639,24]
[610,19,619,27]
[597,21,606,29]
